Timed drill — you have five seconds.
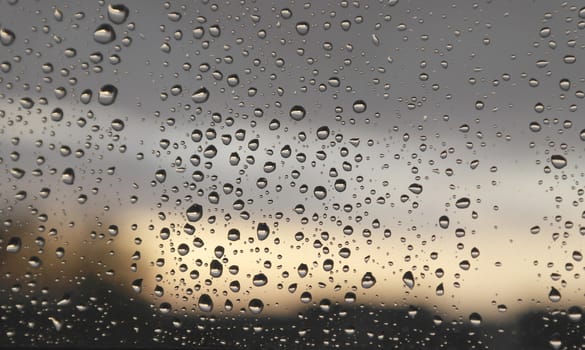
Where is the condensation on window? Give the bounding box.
[1,0,584,348]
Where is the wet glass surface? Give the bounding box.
[1,1,585,348]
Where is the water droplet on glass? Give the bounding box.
[402,271,415,289]
[198,294,213,312]
[94,24,116,44]
[6,237,21,253]
[289,105,306,121]
[107,4,129,24]
[548,287,561,302]
[253,273,268,287]
[177,243,190,256]
[62,168,75,185]
[131,279,143,293]
[455,197,470,209]
[191,88,210,103]
[248,299,264,314]
[186,203,203,222]
[439,215,450,229]
[0,28,15,46]
[361,272,376,288]
[257,223,270,241]
[295,21,310,35]
[559,79,571,91]
[313,186,327,200]
[469,312,482,326]
[551,155,567,169]
[352,100,367,113]
[98,84,118,105]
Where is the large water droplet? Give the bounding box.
[6,237,21,253]
[0,28,15,46]
[107,4,129,24]
[289,105,306,121]
[98,84,118,105]
[248,299,264,314]
[62,168,75,185]
[253,273,268,287]
[192,88,210,103]
[313,186,327,200]
[548,287,561,302]
[352,100,367,113]
[295,22,310,35]
[94,24,116,44]
[402,271,415,289]
[551,155,567,169]
[257,223,270,241]
[186,203,203,222]
[361,272,376,289]
[198,294,213,312]
[439,215,449,229]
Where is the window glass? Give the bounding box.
[1,1,584,348]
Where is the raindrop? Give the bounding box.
[198,294,213,312]
[548,287,561,302]
[107,4,129,24]
[408,183,423,195]
[6,237,21,253]
[402,271,415,289]
[111,119,125,131]
[131,279,143,293]
[361,272,376,289]
[226,74,239,87]
[289,105,306,121]
[469,312,482,326]
[257,223,270,241]
[295,22,310,35]
[313,186,327,200]
[439,215,449,229]
[210,260,223,277]
[0,28,15,46]
[248,299,264,314]
[186,203,203,222]
[98,85,118,105]
[192,88,210,103]
[559,79,571,91]
[62,168,75,185]
[551,155,567,169]
[568,306,582,322]
[352,100,367,113]
[177,244,190,256]
[455,197,470,209]
[253,273,268,287]
[94,24,116,44]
